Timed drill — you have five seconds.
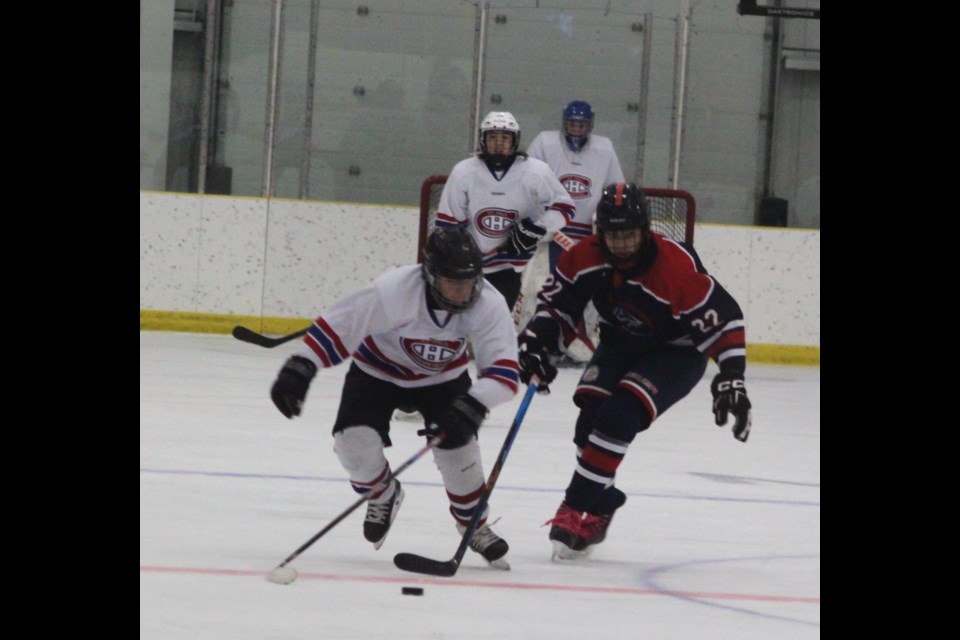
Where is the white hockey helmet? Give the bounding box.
[479,111,520,156]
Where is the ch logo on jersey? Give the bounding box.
[612,304,655,335]
[559,174,591,200]
[401,337,464,371]
[475,209,518,238]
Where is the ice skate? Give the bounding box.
[545,502,590,560]
[459,522,510,570]
[574,486,626,551]
[575,512,614,549]
[364,480,404,549]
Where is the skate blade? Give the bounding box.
[551,541,591,561]
[485,556,511,570]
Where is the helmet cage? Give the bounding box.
[562,100,595,152]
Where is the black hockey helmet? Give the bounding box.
[422,226,485,312]
[595,182,650,233]
[594,183,650,263]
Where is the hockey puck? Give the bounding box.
[267,566,298,585]
[401,586,424,596]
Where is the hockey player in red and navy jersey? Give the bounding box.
[516,182,753,560]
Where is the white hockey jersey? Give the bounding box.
[526,131,625,244]
[295,265,520,409]
[434,155,575,274]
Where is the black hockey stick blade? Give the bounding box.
[393,552,460,577]
[232,325,308,348]
[393,380,539,577]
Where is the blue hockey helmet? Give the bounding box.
[562,100,594,152]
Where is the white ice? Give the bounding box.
[140,331,820,639]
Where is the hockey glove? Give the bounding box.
[270,355,317,419]
[711,371,752,442]
[418,394,487,449]
[503,218,547,256]
[518,330,558,392]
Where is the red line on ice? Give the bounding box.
[139,565,819,605]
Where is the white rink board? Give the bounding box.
[140,191,819,348]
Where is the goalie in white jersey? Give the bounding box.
[527,100,626,272]
[434,111,574,310]
[269,227,521,568]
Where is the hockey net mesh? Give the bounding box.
[417,175,696,337]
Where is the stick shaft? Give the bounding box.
[273,437,441,570]
[393,379,538,576]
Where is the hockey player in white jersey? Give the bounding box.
[527,100,625,271]
[434,111,575,310]
[269,227,521,568]
[528,100,626,362]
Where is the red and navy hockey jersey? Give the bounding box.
[527,233,746,373]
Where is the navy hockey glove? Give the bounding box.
[418,394,487,449]
[711,371,752,442]
[503,218,547,256]
[518,330,558,392]
[271,355,317,419]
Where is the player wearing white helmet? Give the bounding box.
[434,111,574,312]
[478,111,521,170]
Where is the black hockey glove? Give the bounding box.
[418,394,487,449]
[503,218,547,256]
[270,355,317,419]
[711,371,752,442]
[518,330,558,392]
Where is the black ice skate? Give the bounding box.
[364,479,404,550]
[458,523,510,570]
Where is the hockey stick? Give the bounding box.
[550,230,601,351]
[393,378,539,577]
[232,325,308,348]
[267,436,444,585]
[512,230,576,329]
